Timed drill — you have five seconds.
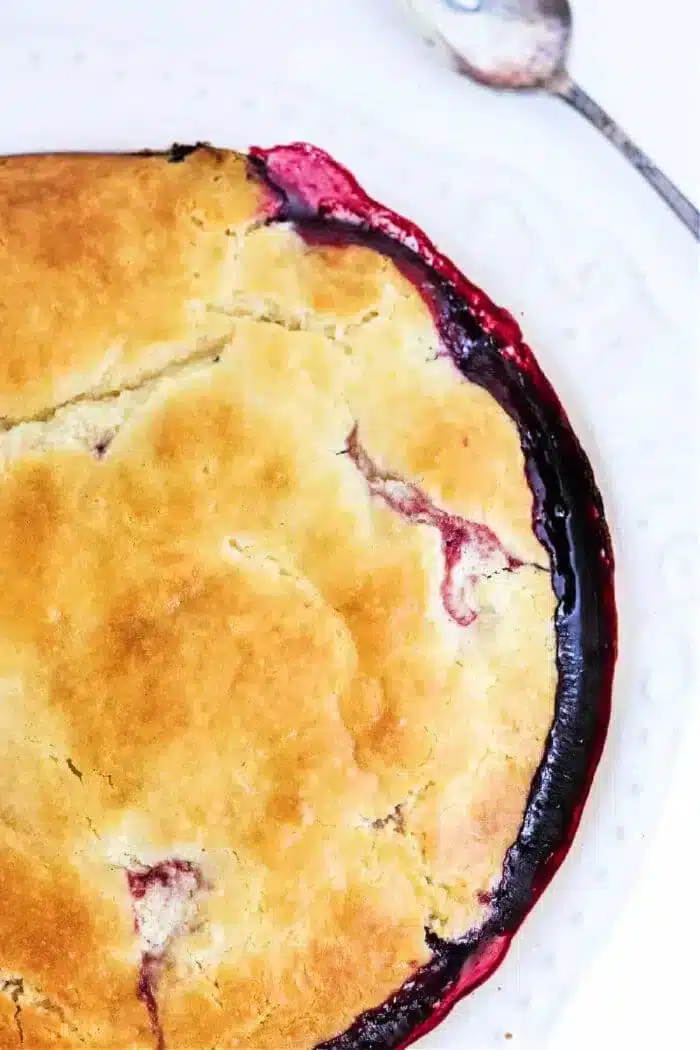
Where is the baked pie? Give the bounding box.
[0,143,616,1049]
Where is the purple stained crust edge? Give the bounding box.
[147,140,617,1048]
[243,143,617,1050]
[0,141,615,1050]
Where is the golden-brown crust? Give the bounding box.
[0,148,556,1048]
[0,147,266,422]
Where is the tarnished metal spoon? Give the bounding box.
[404,0,699,237]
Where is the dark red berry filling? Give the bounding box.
[137,953,165,1050]
[127,860,206,1049]
[345,425,532,628]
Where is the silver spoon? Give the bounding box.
[403,0,699,238]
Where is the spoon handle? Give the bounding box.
[550,72,699,239]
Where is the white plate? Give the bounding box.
[0,32,696,1050]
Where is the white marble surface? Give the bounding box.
[0,2,697,1048]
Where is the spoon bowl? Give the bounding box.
[403,0,699,236]
[414,0,571,88]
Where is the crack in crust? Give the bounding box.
[362,781,435,834]
[209,297,383,344]
[0,337,230,435]
[0,228,389,439]
[1,973,82,1045]
[1,977,24,1045]
[0,301,387,471]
